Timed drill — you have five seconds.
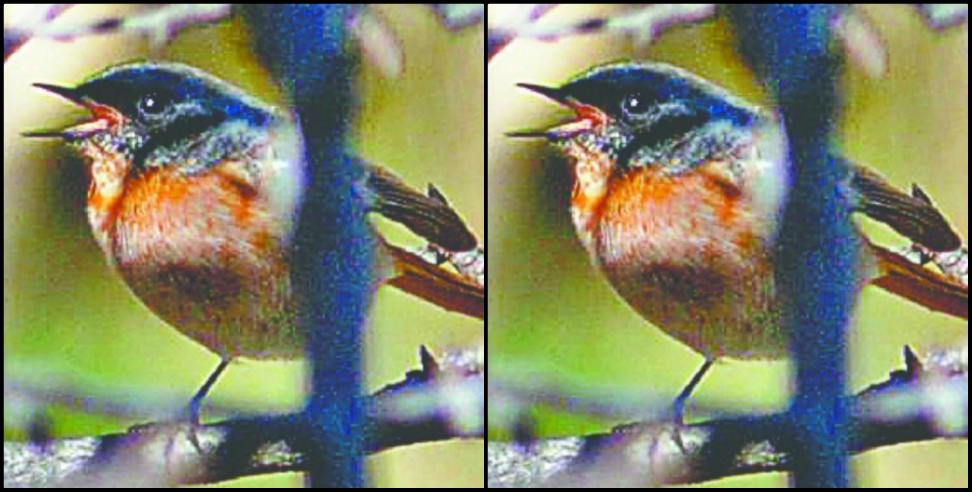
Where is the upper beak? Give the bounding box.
[32,83,86,105]
[515,83,570,105]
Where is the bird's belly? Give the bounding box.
[116,251,303,360]
[600,257,787,360]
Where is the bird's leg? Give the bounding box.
[183,357,232,453]
[672,357,715,426]
[670,358,715,452]
[187,357,232,425]
[126,357,232,456]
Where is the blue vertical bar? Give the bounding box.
[729,4,853,488]
[243,4,369,488]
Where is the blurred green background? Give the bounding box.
[4,4,483,487]
[488,5,966,488]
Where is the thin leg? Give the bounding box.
[188,357,231,424]
[672,358,715,425]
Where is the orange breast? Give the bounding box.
[91,161,302,359]
[573,160,786,359]
[594,160,754,264]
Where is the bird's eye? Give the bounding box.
[620,93,650,119]
[137,93,168,117]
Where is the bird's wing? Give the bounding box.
[361,163,478,252]
[847,161,961,252]
[842,158,967,320]
[354,159,483,320]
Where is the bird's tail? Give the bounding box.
[384,244,484,320]
[870,244,968,320]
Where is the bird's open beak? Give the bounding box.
[23,83,121,140]
[507,82,605,140]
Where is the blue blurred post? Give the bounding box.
[729,5,853,487]
[243,5,370,487]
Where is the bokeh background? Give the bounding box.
[4,4,484,487]
[489,4,966,487]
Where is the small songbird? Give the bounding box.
[26,61,482,419]
[511,61,966,416]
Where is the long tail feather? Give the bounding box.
[385,244,484,320]
[870,244,968,320]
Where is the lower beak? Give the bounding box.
[505,128,552,138]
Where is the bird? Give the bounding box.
[510,61,966,420]
[25,61,483,421]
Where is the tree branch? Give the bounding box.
[487,347,968,487]
[4,347,483,487]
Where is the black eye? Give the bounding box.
[620,93,650,119]
[137,93,168,117]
